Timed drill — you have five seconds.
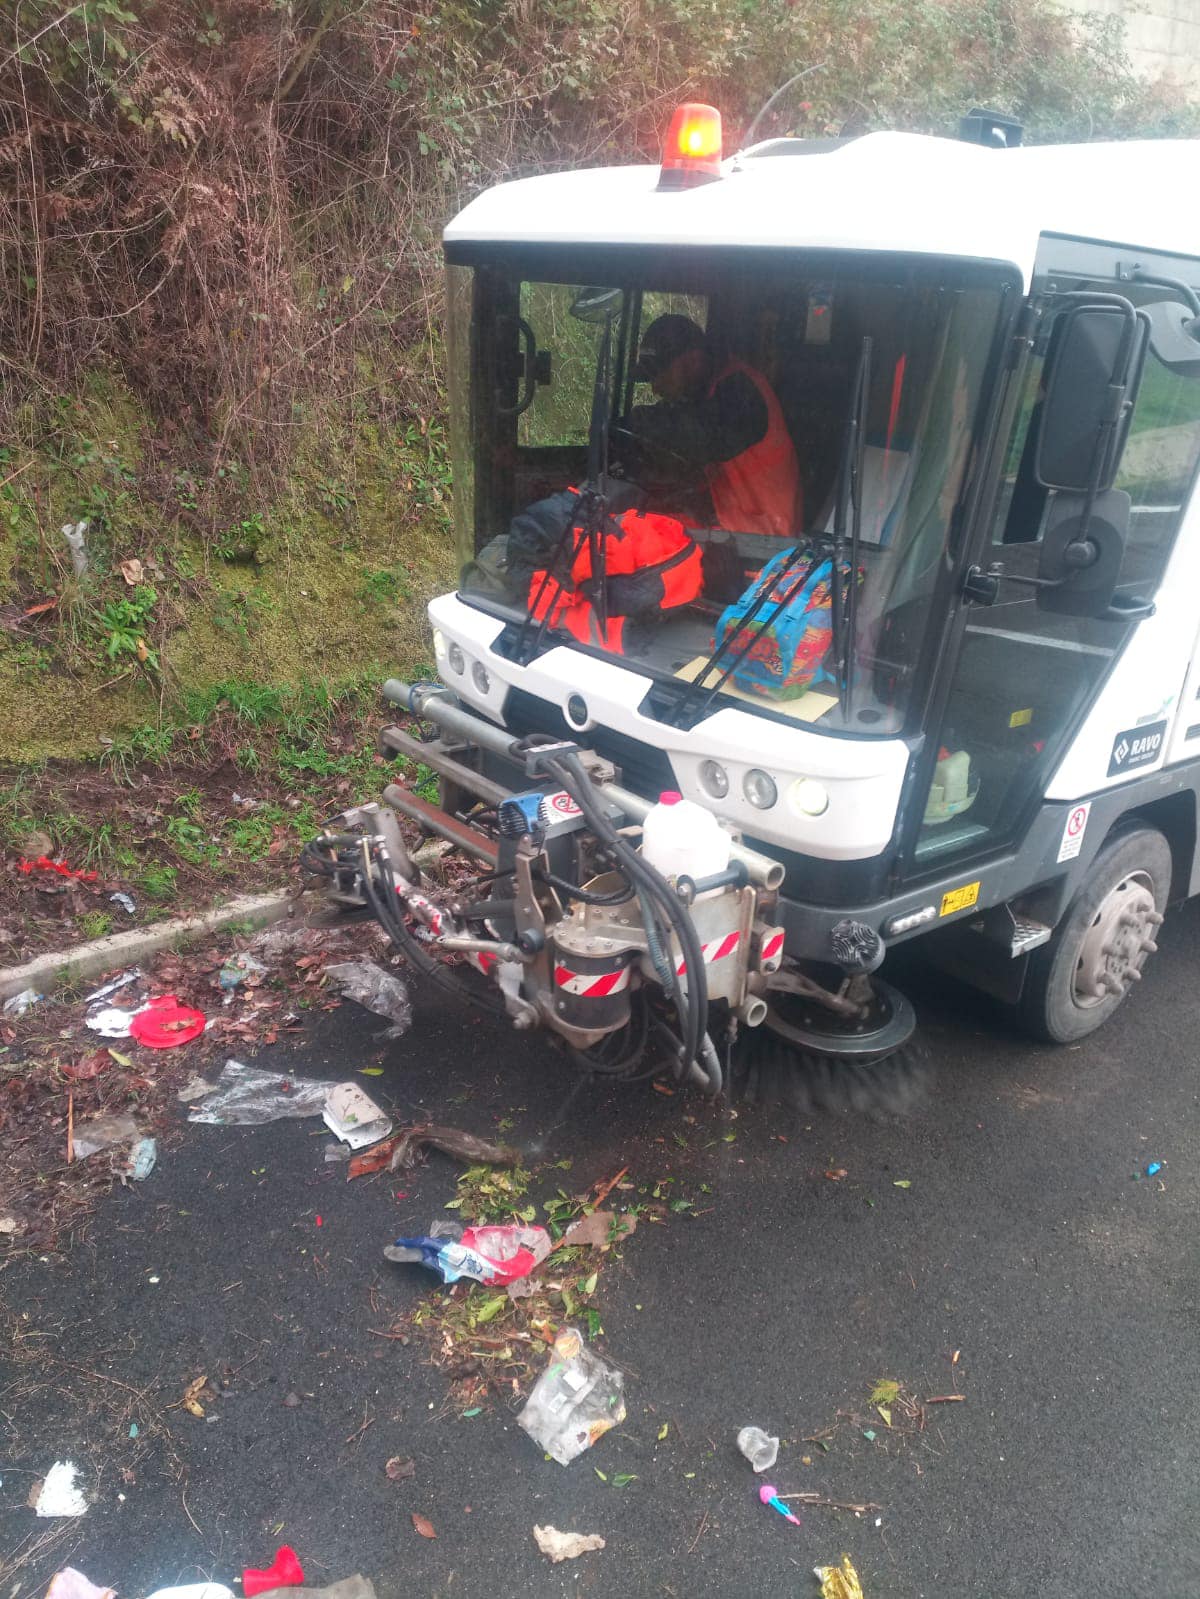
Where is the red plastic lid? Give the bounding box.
[658,790,682,806]
[128,994,206,1049]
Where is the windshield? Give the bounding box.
[446,250,1010,736]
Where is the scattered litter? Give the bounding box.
[231,793,260,809]
[759,1484,801,1527]
[85,969,141,1003]
[248,1584,373,1599]
[120,557,144,586]
[324,1143,352,1163]
[86,1004,148,1038]
[219,953,268,991]
[559,1208,637,1252]
[125,1137,158,1181]
[892,1180,912,1189]
[861,1429,876,1442]
[144,1586,234,1599]
[385,1455,416,1481]
[45,1570,113,1599]
[61,520,90,577]
[18,854,97,882]
[0,1215,23,1236]
[73,1112,142,1161]
[814,1554,865,1598]
[325,960,412,1038]
[411,1514,437,1540]
[129,994,206,1048]
[824,1168,848,1182]
[348,1123,519,1179]
[386,1220,550,1286]
[35,1461,88,1517]
[518,1326,626,1465]
[177,1073,215,1103]
[322,1082,392,1150]
[110,892,136,915]
[737,1426,780,1473]
[533,1526,606,1563]
[924,1394,965,1404]
[243,1548,304,1596]
[128,1424,138,1438]
[188,1060,339,1125]
[1146,1160,1163,1177]
[3,987,41,1016]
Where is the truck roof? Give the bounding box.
[444,132,1200,287]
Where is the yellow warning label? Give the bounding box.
[940,881,981,917]
[1009,707,1033,728]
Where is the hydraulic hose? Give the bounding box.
[546,751,712,1087]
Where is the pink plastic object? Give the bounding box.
[461,1224,551,1285]
[758,1484,802,1526]
[128,994,206,1049]
[242,1547,304,1596]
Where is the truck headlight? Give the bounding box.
[472,661,491,694]
[743,768,778,809]
[699,760,729,799]
[790,777,829,817]
[447,642,466,675]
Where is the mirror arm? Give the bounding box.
[1120,262,1200,319]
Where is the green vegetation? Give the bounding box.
[1,0,1196,766]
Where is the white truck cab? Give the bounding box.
[318,107,1200,1092]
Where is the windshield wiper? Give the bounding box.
[668,335,873,729]
[833,335,872,720]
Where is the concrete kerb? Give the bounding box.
[0,890,298,1003]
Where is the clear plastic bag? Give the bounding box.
[518,1327,626,1465]
[187,1060,339,1126]
[325,960,412,1039]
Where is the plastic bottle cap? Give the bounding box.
[658,791,682,805]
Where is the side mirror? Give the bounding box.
[1036,303,1148,493]
[570,286,623,324]
[1144,297,1200,379]
[1036,488,1146,620]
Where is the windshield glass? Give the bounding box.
[447,251,1009,735]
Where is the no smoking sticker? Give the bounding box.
[1057,801,1091,863]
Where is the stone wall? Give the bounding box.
[1060,0,1200,95]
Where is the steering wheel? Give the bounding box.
[608,422,692,473]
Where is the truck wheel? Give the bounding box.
[1018,825,1169,1044]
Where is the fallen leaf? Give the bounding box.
[474,1293,507,1325]
[611,1472,637,1487]
[182,1373,208,1418]
[657,1422,669,1441]
[120,558,144,585]
[63,1049,110,1082]
[359,1067,383,1076]
[581,1271,598,1295]
[559,1209,636,1252]
[107,1049,134,1068]
[870,1378,900,1406]
[385,1455,416,1481]
[593,1467,608,1482]
[824,1168,848,1181]
[282,1392,301,1408]
[893,1179,912,1189]
[533,1525,605,1563]
[877,1405,892,1427]
[135,637,149,663]
[411,1512,436,1539]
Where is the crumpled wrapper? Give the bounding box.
[814,1555,864,1599]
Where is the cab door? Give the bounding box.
[909,275,1200,870]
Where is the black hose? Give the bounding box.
[546,752,709,1080]
[544,872,635,907]
[364,839,508,1019]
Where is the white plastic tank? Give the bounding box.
[641,790,731,882]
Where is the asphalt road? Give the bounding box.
[2,903,1199,1599]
